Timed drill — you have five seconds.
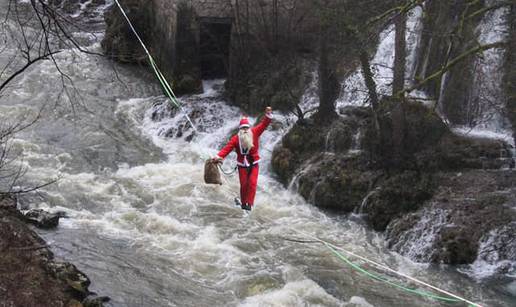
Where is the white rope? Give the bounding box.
[258,215,482,307]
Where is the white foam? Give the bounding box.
[239,279,342,307]
[451,126,515,149]
[460,223,516,280]
[387,208,449,262]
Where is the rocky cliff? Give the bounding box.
[272,99,515,272]
[0,197,107,307]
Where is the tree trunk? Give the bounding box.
[506,3,516,147]
[393,12,407,95]
[392,12,407,167]
[317,29,338,123]
[359,49,382,143]
[360,51,379,113]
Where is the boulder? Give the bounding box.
[425,133,514,170]
[24,209,64,229]
[386,170,516,265]
[365,171,435,231]
[83,295,111,307]
[48,262,91,296]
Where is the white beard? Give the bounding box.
[239,129,254,150]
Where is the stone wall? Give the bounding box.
[192,0,232,18]
[150,0,180,84]
[102,0,233,94]
[102,0,322,113]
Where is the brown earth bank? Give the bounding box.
[0,197,108,307]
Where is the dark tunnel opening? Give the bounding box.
[199,18,232,79]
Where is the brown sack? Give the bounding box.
[204,159,222,185]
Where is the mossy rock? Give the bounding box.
[366,171,435,231]
[174,74,202,94]
[281,121,325,154]
[432,227,478,264]
[296,155,376,212]
[328,120,355,153]
[67,299,83,307]
[271,147,297,184]
[425,133,512,170]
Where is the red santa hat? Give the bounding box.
[239,117,250,129]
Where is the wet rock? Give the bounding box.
[363,99,448,169]
[365,171,435,231]
[24,209,64,229]
[184,132,195,142]
[296,154,378,212]
[386,170,516,266]
[338,106,371,119]
[0,196,105,306]
[227,57,313,115]
[423,133,514,171]
[175,74,202,94]
[474,223,516,276]
[68,299,84,307]
[83,294,111,307]
[272,147,296,184]
[48,262,92,296]
[326,120,355,153]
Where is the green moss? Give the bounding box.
[366,171,435,231]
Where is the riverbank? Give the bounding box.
[271,102,516,276]
[0,196,107,307]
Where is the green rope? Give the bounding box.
[323,243,465,304]
[113,0,197,132]
[149,57,181,108]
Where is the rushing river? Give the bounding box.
[1,1,515,306]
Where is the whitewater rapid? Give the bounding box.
[1,1,515,306]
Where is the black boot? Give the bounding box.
[234,197,242,207]
[241,203,252,211]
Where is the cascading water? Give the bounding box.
[1,1,515,306]
[335,6,424,109]
[468,0,511,131]
[452,0,515,159]
[336,2,515,156]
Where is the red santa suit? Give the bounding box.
[216,113,272,208]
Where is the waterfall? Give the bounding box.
[460,222,516,279]
[405,5,424,85]
[468,0,511,132]
[336,6,425,109]
[335,24,395,109]
[387,208,450,262]
[453,1,515,159]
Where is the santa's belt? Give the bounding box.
[237,159,260,167]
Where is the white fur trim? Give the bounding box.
[237,160,260,167]
[265,113,273,119]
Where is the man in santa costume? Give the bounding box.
[213,107,273,211]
